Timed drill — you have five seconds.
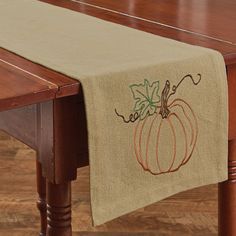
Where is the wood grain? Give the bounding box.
[1,0,236,110]
[228,65,236,140]
[0,48,80,99]
[0,58,57,112]
[0,131,218,236]
[41,0,236,58]
[77,0,236,44]
[0,48,80,111]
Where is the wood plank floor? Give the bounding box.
[0,131,218,236]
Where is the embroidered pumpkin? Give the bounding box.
[115,74,201,175]
[134,98,198,175]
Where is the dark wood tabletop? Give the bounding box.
[0,48,80,111]
[74,0,236,44]
[42,0,236,56]
[1,0,236,112]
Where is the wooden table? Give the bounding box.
[0,0,235,235]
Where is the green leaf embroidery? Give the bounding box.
[130,79,160,120]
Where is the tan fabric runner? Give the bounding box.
[0,0,228,225]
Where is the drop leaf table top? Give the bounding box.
[0,0,236,112]
[0,1,236,236]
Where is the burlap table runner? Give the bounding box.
[0,0,228,225]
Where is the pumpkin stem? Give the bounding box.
[159,80,171,119]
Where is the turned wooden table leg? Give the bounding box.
[46,181,72,236]
[36,160,47,236]
[219,140,236,236]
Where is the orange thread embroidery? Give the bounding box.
[115,74,201,175]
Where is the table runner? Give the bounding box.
[0,0,228,225]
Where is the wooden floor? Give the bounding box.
[0,131,218,236]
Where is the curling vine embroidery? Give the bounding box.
[115,74,201,175]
